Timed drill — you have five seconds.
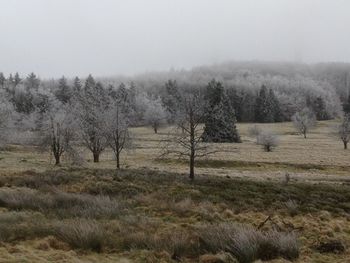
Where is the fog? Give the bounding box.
[1,0,349,78]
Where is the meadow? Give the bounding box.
[0,121,349,263]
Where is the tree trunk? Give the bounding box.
[154,126,158,134]
[54,153,60,165]
[189,154,194,180]
[116,152,120,169]
[303,132,307,139]
[93,152,100,163]
[344,141,348,150]
[189,111,195,181]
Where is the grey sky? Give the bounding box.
[1,0,349,78]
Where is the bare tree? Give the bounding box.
[103,101,131,169]
[337,115,350,149]
[257,130,279,152]
[292,108,316,138]
[162,90,214,180]
[39,100,76,165]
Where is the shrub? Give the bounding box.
[54,219,105,252]
[256,131,279,152]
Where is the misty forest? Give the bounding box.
[1,1,350,263]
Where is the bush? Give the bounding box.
[256,131,279,152]
[54,219,105,252]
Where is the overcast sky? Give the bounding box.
[1,0,350,78]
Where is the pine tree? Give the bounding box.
[25,72,40,91]
[107,84,117,99]
[72,76,82,96]
[55,76,71,104]
[14,72,21,87]
[227,88,243,122]
[0,73,5,88]
[161,80,182,123]
[269,89,283,122]
[254,85,282,122]
[343,90,350,114]
[240,91,256,122]
[8,74,14,86]
[312,97,329,120]
[116,83,128,104]
[255,85,274,122]
[202,79,240,143]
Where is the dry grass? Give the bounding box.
[0,120,348,262]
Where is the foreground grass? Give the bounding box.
[0,167,348,262]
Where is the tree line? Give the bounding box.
[0,66,350,179]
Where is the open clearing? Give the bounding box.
[0,121,349,262]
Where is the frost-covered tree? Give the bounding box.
[202,79,240,142]
[0,92,13,147]
[292,108,316,138]
[0,73,5,88]
[72,76,82,97]
[162,90,210,180]
[14,73,21,87]
[144,97,167,134]
[103,100,131,169]
[39,100,76,165]
[73,75,108,162]
[255,85,282,122]
[25,73,40,91]
[55,76,71,104]
[161,80,182,123]
[257,130,279,152]
[337,115,350,149]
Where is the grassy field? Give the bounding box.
[0,121,349,262]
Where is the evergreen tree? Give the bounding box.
[202,79,240,143]
[343,90,350,114]
[116,83,128,104]
[107,84,117,99]
[8,74,14,86]
[0,73,5,88]
[269,89,283,122]
[25,72,40,91]
[84,74,96,94]
[240,91,256,122]
[255,85,272,122]
[128,81,137,111]
[227,88,243,122]
[14,72,21,87]
[255,85,282,122]
[55,76,71,104]
[161,80,182,123]
[72,76,82,96]
[312,97,329,120]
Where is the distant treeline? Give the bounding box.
[1,61,350,123]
